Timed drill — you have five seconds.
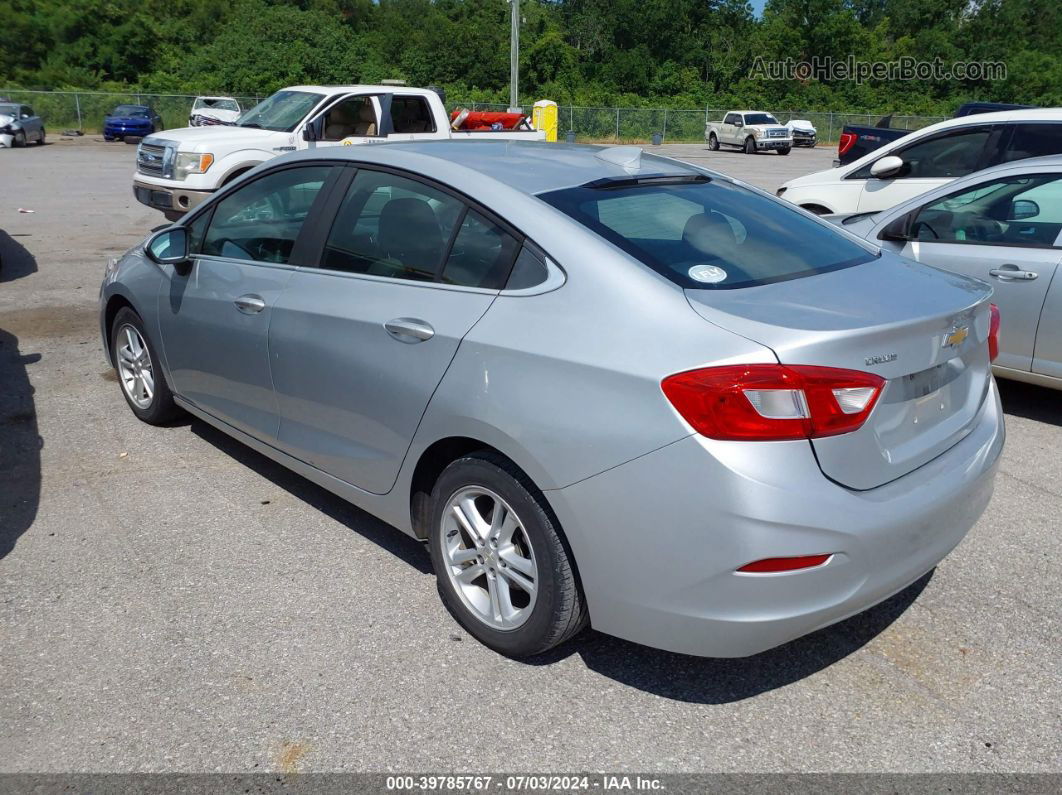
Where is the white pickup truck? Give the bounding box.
[133,85,545,220]
[705,111,793,155]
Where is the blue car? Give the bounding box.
[103,104,163,140]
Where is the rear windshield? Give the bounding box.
[539,177,876,289]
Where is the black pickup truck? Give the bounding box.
[834,102,1036,167]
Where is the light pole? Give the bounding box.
[508,0,520,113]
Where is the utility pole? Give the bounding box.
[508,0,520,113]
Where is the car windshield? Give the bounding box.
[237,90,324,131]
[112,105,149,117]
[0,103,17,116]
[744,113,778,125]
[197,98,240,112]
[539,176,877,289]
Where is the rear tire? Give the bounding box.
[743,136,756,155]
[110,307,183,425]
[707,133,719,151]
[428,452,588,658]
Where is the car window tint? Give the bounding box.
[391,96,435,134]
[201,166,330,264]
[185,210,211,254]
[440,210,520,288]
[892,128,993,179]
[913,174,1062,247]
[541,177,875,289]
[1001,124,1062,163]
[322,170,463,281]
[505,246,550,290]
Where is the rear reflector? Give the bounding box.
[661,364,885,441]
[738,555,831,573]
[988,303,1001,362]
[838,132,857,156]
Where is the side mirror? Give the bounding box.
[146,227,189,265]
[879,213,912,241]
[870,155,904,179]
[1009,199,1039,220]
[301,116,324,141]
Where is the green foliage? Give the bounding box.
[2,0,1059,113]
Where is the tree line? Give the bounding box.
[2,0,1059,113]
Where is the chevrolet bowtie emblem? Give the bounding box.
[943,325,969,348]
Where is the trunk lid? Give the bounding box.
[685,254,994,490]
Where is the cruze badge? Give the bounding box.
[865,353,898,366]
[942,325,970,349]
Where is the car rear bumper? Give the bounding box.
[133,179,212,216]
[546,379,1004,657]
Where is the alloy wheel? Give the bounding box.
[116,324,155,409]
[440,486,539,630]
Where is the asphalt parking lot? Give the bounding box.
[1,138,1059,774]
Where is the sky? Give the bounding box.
[751,0,767,16]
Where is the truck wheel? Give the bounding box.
[37,127,45,145]
[778,146,791,156]
[707,133,719,151]
[743,137,756,155]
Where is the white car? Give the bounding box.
[189,96,242,127]
[777,108,1062,215]
[785,119,817,147]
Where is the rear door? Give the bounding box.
[269,166,523,494]
[884,171,1062,372]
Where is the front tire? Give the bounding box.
[707,133,719,151]
[110,307,183,425]
[743,136,756,155]
[13,131,25,147]
[37,128,45,145]
[428,453,587,657]
[778,146,791,155]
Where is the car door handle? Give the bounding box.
[234,294,266,314]
[989,266,1038,281]
[384,318,435,343]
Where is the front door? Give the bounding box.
[157,163,335,440]
[885,171,1062,372]
[269,167,522,494]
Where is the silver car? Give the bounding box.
[99,141,1004,658]
[827,154,1062,390]
[0,102,45,148]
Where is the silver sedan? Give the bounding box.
[827,154,1062,391]
[99,141,1003,658]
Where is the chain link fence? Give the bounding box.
[1,89,947,144]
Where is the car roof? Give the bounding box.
[282,140,709,196]
[283,85,438,98]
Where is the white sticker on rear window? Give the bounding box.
[688,264,728,283]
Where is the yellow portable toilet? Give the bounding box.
[532,100,558,142]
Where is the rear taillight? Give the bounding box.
[988,303,1000,362]
[838,132,856,156]
[661,364,885,441]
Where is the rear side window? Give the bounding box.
[1001,124,1062,163]
[391,96,435,134]
[539,177,875,289]
[322,170,464,281]
[202,165,331,264]
[441,210,520,288]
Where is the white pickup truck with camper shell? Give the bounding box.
[705,111,793,155]
[133,85,545,220]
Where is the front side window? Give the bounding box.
[912,173,1062,247]
[238,90,324,132]
[202,166,331,263]
[855,128,994,180]
[540,177,875,289]
[22,106,34,118]
[322,97,378,141]
[1001,123,1062,163]
[724,114,738,125]
[322,170,464,281]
